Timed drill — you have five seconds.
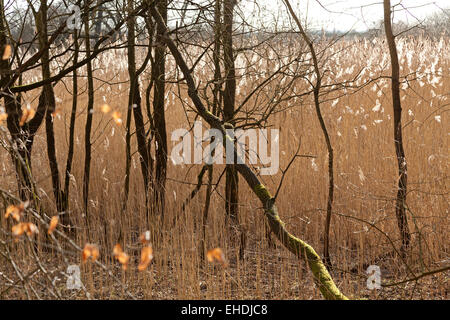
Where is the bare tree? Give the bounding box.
[62,28,79,231]
[283,0,335,269]
[82,0,95,233]
[222,0,240,226]
[383,0,411,254]
[126,0,152,223]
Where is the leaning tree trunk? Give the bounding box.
[149,4,348,300]
[383,0,411,253]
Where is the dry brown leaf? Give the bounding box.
[113,243,123,256]
[12,222,39,238]
[0,112,7,124]
[113,244,130,270]
[47,216,59,235]
[5,202,28,222]
[206,248,227,267]
[25,223,39,236]
[19,108,36,126]
[5,205,21,222]
[2,44,11,60]
[111,111,122,125]
[101,104,111,114]
[138,245,153,271]
[11,223,26,237]
[117,252,130,270]
[82,243,99,263]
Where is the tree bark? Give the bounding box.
[222,0,239,225]
[383,0,411,253]
[62,30,79,230]
[83,0,95,231]
[37,1,65,216]
[152,0,168,219]
[127,0,151,222]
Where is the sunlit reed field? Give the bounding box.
[0,34,448,299]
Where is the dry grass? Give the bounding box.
[0,34,448,300]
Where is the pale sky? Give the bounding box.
[240,0,449,32]
[10,0,450,32]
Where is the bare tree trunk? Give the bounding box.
[62,30,79,231]
[144,13,155,187]
[83,0,94,233]
[212,0,222,118]
[36,1,65,216]
[200,164,213,260]
[383,0,411,253]
[152,0,168,219]
[121,86,132,233]
[94,0,103,40]
[222,0,239,225]
[127,0,151,223]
